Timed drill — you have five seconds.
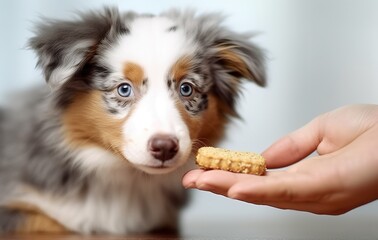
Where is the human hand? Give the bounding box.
[183,104,378,214]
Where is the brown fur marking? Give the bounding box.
[6,202,68,233]
[216,46,253,80]
[176,93,227,149]
[196,94,228,146]
[62,90,124,157]
[123,62,145,86]
[175,102,202,141]
[170,55,193,82]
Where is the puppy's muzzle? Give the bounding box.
[148,134,179,162]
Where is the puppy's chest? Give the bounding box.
[26,171,184,234]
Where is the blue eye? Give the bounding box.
[180,83,193,97]
[117,83,132,97]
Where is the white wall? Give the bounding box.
[1,1,377,239]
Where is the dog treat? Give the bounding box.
[196,147,266,175]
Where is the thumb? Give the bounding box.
[262,117,322,169]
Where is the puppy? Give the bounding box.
[0,7,265,235]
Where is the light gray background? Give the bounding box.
[1,0,377,239]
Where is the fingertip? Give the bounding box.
[261,137,292,169]
[182,169,204,188]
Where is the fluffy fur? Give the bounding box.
[0,7,265,234]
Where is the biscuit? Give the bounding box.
[196,147,266,175]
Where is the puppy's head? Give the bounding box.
[30,8,266,174]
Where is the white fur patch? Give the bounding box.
[104,17,191,73]
[72,146,127,175]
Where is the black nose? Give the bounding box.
[148,134,179,162]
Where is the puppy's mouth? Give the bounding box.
[136,162,176,174]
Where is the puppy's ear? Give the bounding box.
[207,35,266,117]
[29,7,132,90]
[167,10,267,117]
[210,36,266,86]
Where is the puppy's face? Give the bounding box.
[30,8,266,175]
[96,17,206,174]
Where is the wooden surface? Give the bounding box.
[1,212,377,240]
[0,233,183,240]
